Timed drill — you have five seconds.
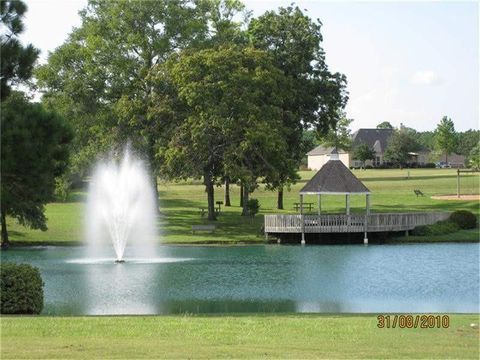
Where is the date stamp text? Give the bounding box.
[377,315,450,328]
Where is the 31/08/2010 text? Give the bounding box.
[377,315,449,328]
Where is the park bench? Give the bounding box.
[192,224,216,234]
[414,189,424,197]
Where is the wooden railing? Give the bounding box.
[264,212,450,234]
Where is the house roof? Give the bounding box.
[351,128,394,152]
[307,128,394,157]
[307,145,348,156]
[300,151,371,194]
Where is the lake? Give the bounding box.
[2,243,478,315]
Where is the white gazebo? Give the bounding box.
[299,148,371,244]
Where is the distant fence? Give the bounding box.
[264,212,450,234]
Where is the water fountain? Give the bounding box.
[86,147,157,263]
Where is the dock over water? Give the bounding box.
[264,212,450,243]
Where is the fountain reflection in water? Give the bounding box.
[86,147,157,262]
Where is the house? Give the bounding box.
[307,128,394,170]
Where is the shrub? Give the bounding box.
[1,262,44,314]
[246,198,260,217]
[424,163,436,168]
[365,165,373,169]
[449,210,477,229]
[412,220,459,236]
[54,175,71,202]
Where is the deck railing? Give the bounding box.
[264,212,450,234]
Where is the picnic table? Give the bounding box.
[293,202,314,212]
[216,201,223,213]
[199,203,223,217]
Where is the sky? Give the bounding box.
[21,0,479,132]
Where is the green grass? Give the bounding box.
[6,168,480,245]
[391,229,479,243]
[1,315,478,359]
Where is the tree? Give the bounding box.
[376,121,393,129]
[155,46,288,220]
[0,0,39,99]
[456,129,480,156]
[248,5,348,209]
[36,0,244,200]
[415,131,435,151]
[316,113,353,151]
[434,116,458,164]
[384,128,420,169]
[1,92,72,247]
[468,142,480,169]
[352,143,375,169]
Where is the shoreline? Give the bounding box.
[3,235,479,248]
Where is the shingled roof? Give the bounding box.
[351,128,394,153]
[300,151,371,194]
[307,129,394,157]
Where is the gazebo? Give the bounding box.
[298,148,371,244]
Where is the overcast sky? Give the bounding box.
[22,0,479,131]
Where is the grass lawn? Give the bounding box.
[1,314,479,359]
[6,168,479,245]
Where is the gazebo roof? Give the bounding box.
[300,151,370,195]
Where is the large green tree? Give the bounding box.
[0,0,39,99]
[155,46,289,219]
[434,116,457,164]
[1,92,72,247]
[36,0,244,199]
[248,5,348,209]
[384,127,420,169]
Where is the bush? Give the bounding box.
[1,262,44,314]
[412,220,459,236]
[246,198,260,217]
[449,210,477,229]
[54,175,71,202]
[365,165,373,169]
[424,163,436,168]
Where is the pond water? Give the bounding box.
[2,244,479,315]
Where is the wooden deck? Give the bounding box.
[264,212,450,234]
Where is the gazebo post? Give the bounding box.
[300,194,305,245]
[364,194,370,245]
[317,194,321,216]
[345,194,350,215]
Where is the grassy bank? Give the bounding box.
[1,314,479,359]
[6,168,479,245]
[391,229,479,243]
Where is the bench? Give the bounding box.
[414,189,424,197]
[192,224,216,234]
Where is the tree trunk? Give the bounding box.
[205,175,216,221]
[224,177,231,206]
[277,188,284,210]
[152,175,160,213]
[239,183,244,207]
[1,207,9,249]
[241,185,249,216]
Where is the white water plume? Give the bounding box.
[86,147,157,262]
